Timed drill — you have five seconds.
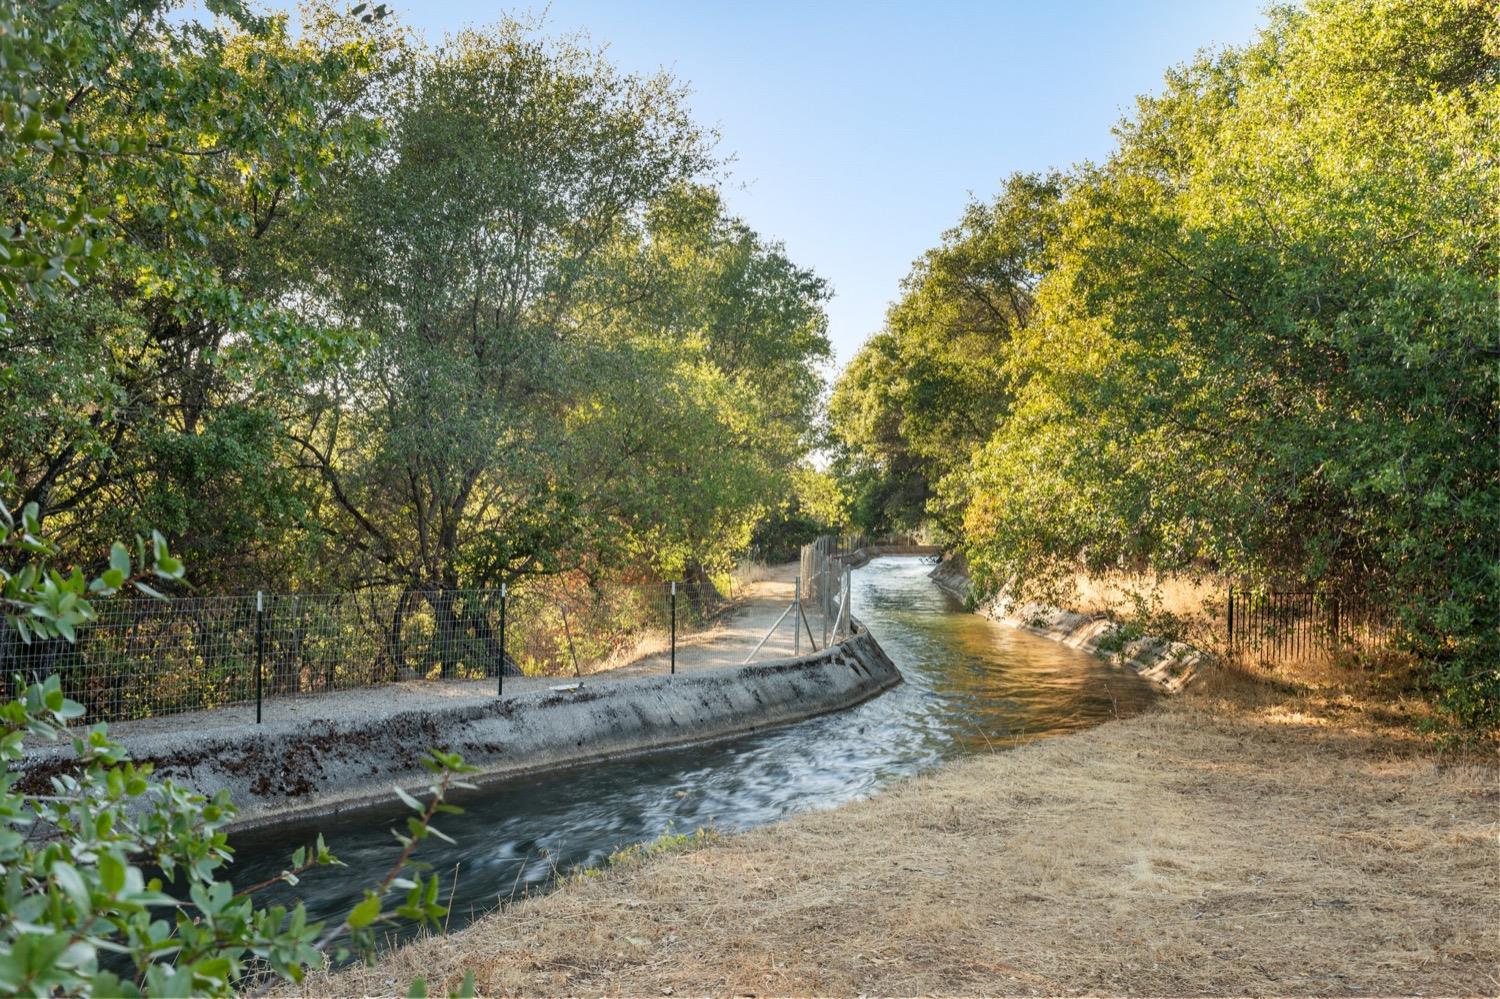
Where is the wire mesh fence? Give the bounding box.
[777,532,897,656]
[799,535,864,646]
[501,576,730,678]
[0,575,738,726]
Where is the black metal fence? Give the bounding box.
[2,578,729,725]
[1227,587,1390,663]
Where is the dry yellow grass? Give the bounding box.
[294,664,1498,998]
[1059,569,1227,649]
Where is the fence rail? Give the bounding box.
[1227,587,1390,663]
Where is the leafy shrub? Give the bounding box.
[1,494,477,996]
[0,673,477,996]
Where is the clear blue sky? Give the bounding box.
[395,1,1269,370]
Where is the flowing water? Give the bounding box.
[227,556,1155,936]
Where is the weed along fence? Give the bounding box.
[1227,586,1391,664]
[2,576,731,725]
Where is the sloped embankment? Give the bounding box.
[930,555,1204,692]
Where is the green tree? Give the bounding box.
[300,28,831,619]
[296,23,713,601]
[0,0,399,589]
[829,172,1060,533]
[831,0,1498,730]
[578,184,832,580]
[956,0,1498,727]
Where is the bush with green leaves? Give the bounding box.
[0,479,185,647]
[1,502,478,996]
[0,672,478,996]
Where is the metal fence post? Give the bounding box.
[793,575,801,656]
[498,582,507,697]
[670,580,677,675]
[841,566,852,639]
[255,590,265,724]
[560,603,582,677]
[1227,585,1235,649]
[822,557,831,647]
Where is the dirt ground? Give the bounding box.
[294,661,1498,998]
[604,561,821,677]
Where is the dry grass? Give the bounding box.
[294,664,1498,998]
[1063,569,1227,648]
[730,560,777,588]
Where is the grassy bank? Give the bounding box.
[296,665,1497,997]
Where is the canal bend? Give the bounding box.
[228,556,1155,937]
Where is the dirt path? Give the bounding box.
[602,561,820,678]
[300,667,1498,998]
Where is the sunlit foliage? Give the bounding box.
[832,0,1499,728]
[2,4,832,604]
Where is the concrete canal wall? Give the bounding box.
[930,555,1204,693]
[19,626,902,829]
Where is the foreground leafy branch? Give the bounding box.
[0,474,186,647]
[0,498,477,996]
[0,675,477,997]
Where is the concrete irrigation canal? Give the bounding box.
[223,556,1156,942]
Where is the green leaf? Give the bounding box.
[99,852,127,894]
[347,893,380,930]
[51,860,90,913]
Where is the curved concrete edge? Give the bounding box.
[929,555,1203,693]
[19,628,902,831]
